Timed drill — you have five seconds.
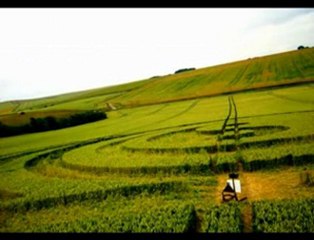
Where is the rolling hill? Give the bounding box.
[1,47,314,118]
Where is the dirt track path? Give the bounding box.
[242,203,253,232]
[215,96,254,231]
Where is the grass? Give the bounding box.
[0,48,314,232]
[1,194,197,232]
[202,202,243,232]
[252,199,314,232]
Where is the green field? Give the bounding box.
[0,49,314,232]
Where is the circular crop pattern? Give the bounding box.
[25,104,314,176]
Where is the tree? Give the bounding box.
[30,117,47,131]
[45,116,59,130]
[298,46,305,50]
[174,68,196,74]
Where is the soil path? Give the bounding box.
[216,96,253,231]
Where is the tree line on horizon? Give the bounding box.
[0,110,107,137]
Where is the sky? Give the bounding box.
[0,8,314,102]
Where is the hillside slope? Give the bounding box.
[113,48,314,106]
[1,48,314,115]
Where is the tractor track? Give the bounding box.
[219,96,253,231]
